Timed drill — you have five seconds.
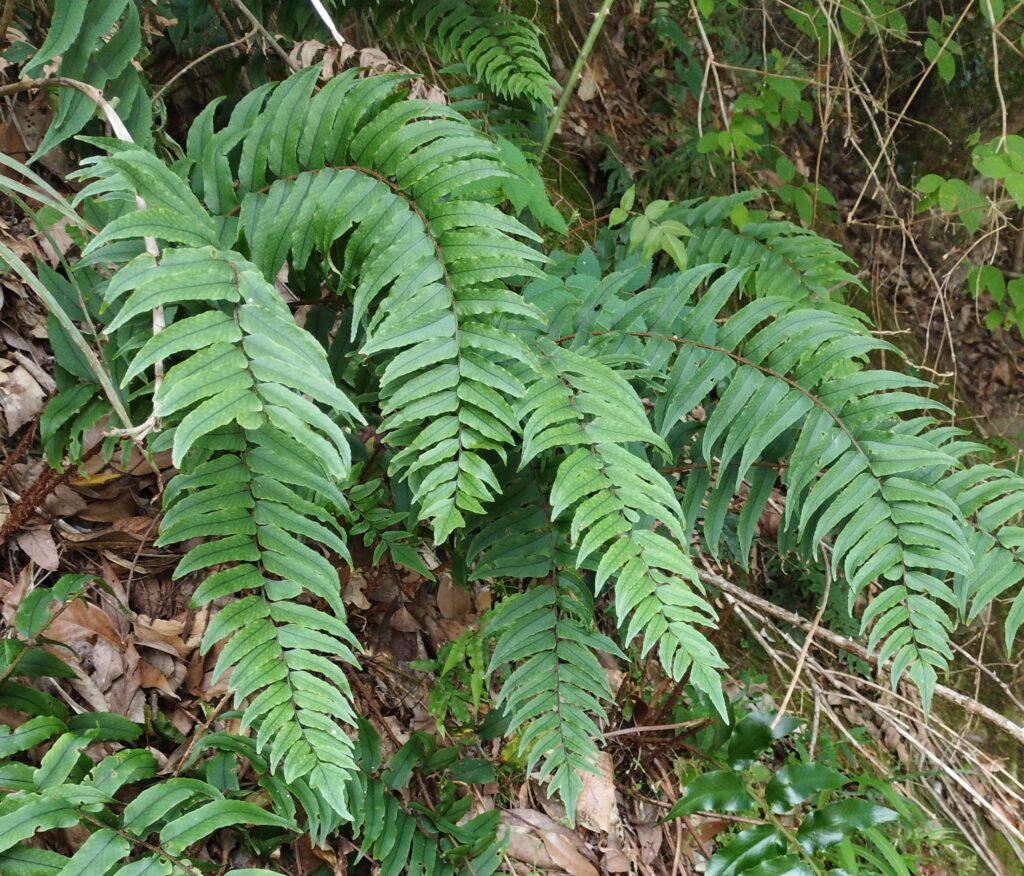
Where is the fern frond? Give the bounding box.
[74,66,558,818]
[78,235,364,826]
[467,475,617,823]
[346,719,503,875]
[517,339,728,714]
[354,0,555,106]
[84,69,547,541]
[206,68,547,541]
[942,464,1024,650]
[529,247,983,711]
[668,193,863,309]
[24,0,151,153]
[0,602,297,873]
[486,576,616,824]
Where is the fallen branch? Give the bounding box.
[698,569,1024,747]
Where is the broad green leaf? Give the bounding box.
[765,763,847,812]
[24,0,86,75]
[665,771,755,818]
[159,801,294,856]
[797,799,898,853]
[706,824,785,876]
[0,845,70,875]
[58,828,130,876]
[0,717,66,758]
[0,796,79,853]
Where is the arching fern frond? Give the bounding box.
[667,193,863,309]
[83,66,547,543]
[518,339,728,714]
[68,67,560,828]
[943,464,1024,650]
[350,0,555,106]
[80,227,364,829]
[469,475,618,825]
[526,246,985,711]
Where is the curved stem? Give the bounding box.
[539,0,616,160]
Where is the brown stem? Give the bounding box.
[701,568,1024,747]
[0,416,38,485]
[210,0,239,41]
[0,0,14,46]
[0,441,102,546]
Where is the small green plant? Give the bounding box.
[665,711,913,876]
[917,134,1024,339]
[410,629,487,731]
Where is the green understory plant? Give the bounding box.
[917,134,1024,339]
[665,711,917,876]
[0,578,502,874]
[0,2,1023,870]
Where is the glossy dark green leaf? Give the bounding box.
[14,589,53,638]
[727,712,800,768]
[0,683,70,721]
[159,800,294,856]
[0,716,65,758]
[665,771,755,819]
[707,824,785,876]
[743,855,816,876]
[1,643,77,680]
[67,713,143,743]
[797,799,898,854]
[765,763,847,813]
[450,758,496,784]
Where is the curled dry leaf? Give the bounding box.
[575,751,619,835]
[133,614,189,658]
[15,527,59,570]
[436,571,472,619]
[602,847,631,873]
[636,823,663,865]
[0,364,45,432]
[342,567,370,610]
[502,809,600,876]
[139,657,180,699]
[43,485,88,518]
[388,604,421,633]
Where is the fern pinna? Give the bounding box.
[29,63,1024,849]
[345,0,555,106]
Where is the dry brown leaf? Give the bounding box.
[43,485,88,518]
[68,668,110,713]
[106,641,142,717]
[16,528,59,570]
[53,598,124,646]
[139,658,180,698]
[134,615,189,658]
[992,358,1012,386]
[342,568,371,610]
[388,605,421,632]
[1,364,45,432]
[436,572,471,619]
[475,586,492,613]
[602,848,631,872]
[502,809,600,876]
[575,751,618,834]
[167,708,195,736]
[636,823,663,864]
[578,66,601,102]
[12,351,56,394]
